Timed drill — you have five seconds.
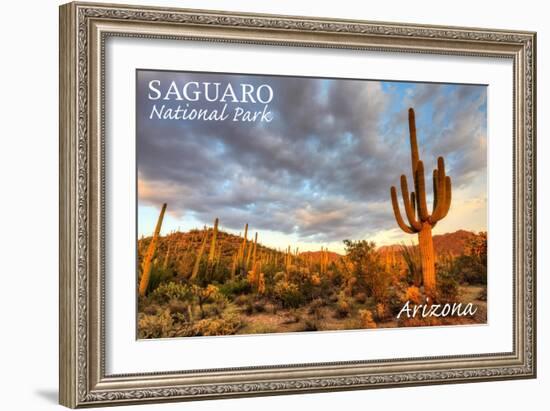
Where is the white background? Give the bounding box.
[106,38,513,373]
[0,0,546,410]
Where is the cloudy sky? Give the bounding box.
[136,69,487,253]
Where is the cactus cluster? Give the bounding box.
[390,108,452,298]
[138,209,338,299]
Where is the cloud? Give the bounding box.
[137,70,487,244]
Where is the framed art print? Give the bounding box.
[59,2,536,408]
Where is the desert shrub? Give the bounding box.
[210,262,231,285]
[142,303,160,316]
[451,254,487,285]
[359,309,377,329]
[234,294,251,306]
[386,286,405,316]
[253,299,266,313]
[168,299,189,315]
[243,300,254,315]
[138,309,173,339]
[466,232,487,262]
[369,269,391,303]
[436,270,459,304]
[307,298,325,321]
[246,323,277,334]
[188,313,242,336]
[375,303,390,322]
[335,292,352,318]
[400,243,422,286]
[190,284,225,318]
[354,292,367,304]
[242,298,266,316]
[344,277,357,297]
[209,286,228,308]
[273,271,286,284]
[308,298,325,313]
[310,274,321,286]
[218,278,251,298]
[150,282,192,304]
[142,265,172,295]
[451,233,487,285]
[208,297,228,317]
[174,253,195,280]
[403,286,423,305]
[169,299,195,323]
[273,281,304,308]
[342,239,390,303]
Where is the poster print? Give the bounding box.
[136,69,488,339]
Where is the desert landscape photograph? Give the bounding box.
[135,70,488,339]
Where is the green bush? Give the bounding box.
[354,292,367,304]
[273,281,304,308]
[234,294,251,306]
[218,278,251,298]
[335,292,352,318]
[451,254,487,285]
[138,309,173,339]
[374,303,390,322]
[386,286,405,316]
[150,282,192,304]
[436,270,459,304]
[187,313,242,336]
[246,323,277,334]
[359,309,377,328]
[143,265,172,295]
[342,239,390,303]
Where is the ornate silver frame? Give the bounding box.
[59,2,536,408]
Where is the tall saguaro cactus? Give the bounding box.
[208,217,219,263]
[191,228,208,281]
[138,203,167,297]
[238,223,248,269]
[390,108,452,298]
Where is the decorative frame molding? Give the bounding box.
[59,2,536,408]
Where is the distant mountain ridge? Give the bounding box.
[378,229,478,256]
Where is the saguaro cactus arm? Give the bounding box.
[408,108,420,177]
[414,161,429,221]
[430,158,452,224]
[400,175,422,231]
[442,177,452,217]
[390,186,417,234]
[431,176,452,224]
[191,229,208,281]
[432,169,439,212]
